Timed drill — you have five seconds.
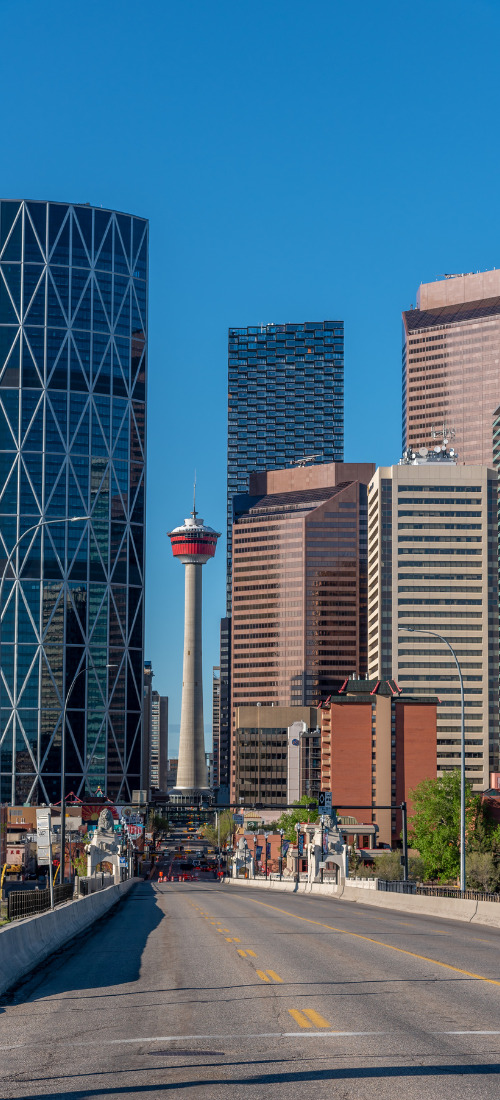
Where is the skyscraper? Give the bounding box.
[230,461,374,797]
[402,270,500,465]
[227,321,344,610]
[0,199,148,804]
[367,454,499,789]
[218,320,344,793]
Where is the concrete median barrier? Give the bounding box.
[221,876,500,929]
[0,878,137,997]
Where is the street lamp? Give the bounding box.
[0,516,88,805]
[264,831,269,879]
[398,625,466,890]
[279,828,284,881]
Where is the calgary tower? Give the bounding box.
[167,493,220,801]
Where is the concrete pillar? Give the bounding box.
[176,562,208,789]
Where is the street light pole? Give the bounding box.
[0,516,88,806]
[398,625,466,890]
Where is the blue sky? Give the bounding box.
[1,0,499,754]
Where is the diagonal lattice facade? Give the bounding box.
[0,200,147,804]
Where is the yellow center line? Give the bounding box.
[244,897,500,986]
[237,949,247,957]
[289,1008,312,1028]
[303,1008,333,1028]
[256,969,271,983]
[246,949,257,957]
[266,970,283,983]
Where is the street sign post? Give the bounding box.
[318,790,332,815]
[36,807,54,910]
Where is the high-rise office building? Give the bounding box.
[402,270,500,465]
[214,616,231,797]
[150,691,168,791]
[367,454,499,789]
[220,322,344,793]
[0,199,148,804]
[212,665,220,789]
[230,461,374,797]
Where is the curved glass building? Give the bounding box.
[0,200,147,804]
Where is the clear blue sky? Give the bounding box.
[1,0,499,754]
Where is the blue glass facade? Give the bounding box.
[227,321,344,610]
[0,200,147,804]
[214,320,344,792]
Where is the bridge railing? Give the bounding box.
[7,883,74,921]
[377,879,500,902]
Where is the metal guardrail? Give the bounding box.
[7,883,74,921]
[78,874,113,896]
[377,879,500,902]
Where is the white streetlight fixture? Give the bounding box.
[398,625,466,890]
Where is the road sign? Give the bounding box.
[318,790,332,814]
[36,808,52,867]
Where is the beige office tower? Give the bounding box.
[403,270,500,465]
[367,455,499,789]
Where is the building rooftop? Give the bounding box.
[404,296,500,332]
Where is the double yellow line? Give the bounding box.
[289,1008,333,1029]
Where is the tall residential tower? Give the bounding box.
[217,320,344,793]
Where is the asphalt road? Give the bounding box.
[2,880,500,1099]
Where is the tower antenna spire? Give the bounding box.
[192,471,197,518]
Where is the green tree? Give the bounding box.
[201,810,235,849]
[275,796,319,842]
[408,771,500,883]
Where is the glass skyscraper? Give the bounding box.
[214,320,344,793]
[0,199,147,804]
[227,321,344,610]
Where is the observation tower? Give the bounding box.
[167,497,220,801]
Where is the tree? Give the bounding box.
[201,810,235,849]
[148,811,170,850]
[275,796,319,842]
[408,771,500,884]
[466,852,499,893]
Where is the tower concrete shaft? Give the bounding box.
[177,561,208,790]
[167,507,220,799]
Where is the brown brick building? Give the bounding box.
[320,678,437,846]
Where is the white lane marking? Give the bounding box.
[2,1029,499,1051]
[0,1031,388,1050]
[441,1030,500,1035]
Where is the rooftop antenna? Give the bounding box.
[192,471,197,519]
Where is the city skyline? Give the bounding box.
[2,1,500,754]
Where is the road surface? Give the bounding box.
[2,880,500,1098]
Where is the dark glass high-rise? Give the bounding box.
[0,200,147,804]
[214,320,344,793]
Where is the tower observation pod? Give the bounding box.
[167,502,220,802]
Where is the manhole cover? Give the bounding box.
[148,1050,223,1057]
